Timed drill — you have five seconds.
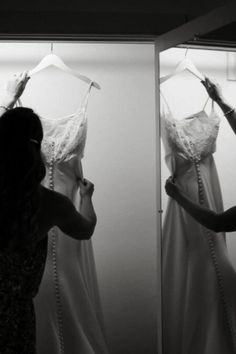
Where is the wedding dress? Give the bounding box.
[161,94,236,354]
[31,83,109,354]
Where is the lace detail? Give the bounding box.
[18,82,92,165]
[41,108,87,164]
[162,108,220,162]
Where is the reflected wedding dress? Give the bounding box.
[32,83,109,354]
[161,95,236,354]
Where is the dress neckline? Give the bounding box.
[39,107,84,122]
[182,110,207,120]
[17,81,93,122]
[164,108,218,124]
[160,90,218,123]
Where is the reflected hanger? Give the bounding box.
[29,43,101,90]
[160,48,205,84]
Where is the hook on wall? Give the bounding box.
[50,43,54,53]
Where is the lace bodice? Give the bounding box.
[40,83,92,165]
[41,108,87,165]
[161,97,220,166]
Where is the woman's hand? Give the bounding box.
[201,77,223,103]
[165,176,181,199]
[78,178,95,198]
[5,71,30,101]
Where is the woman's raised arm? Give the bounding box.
[165,176,236,233]
[201,77,236,135]
[0,71,30,117]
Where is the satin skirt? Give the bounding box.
[163,154,236,354]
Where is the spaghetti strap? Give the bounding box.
[202,96,210,111]
[159,90,171,115]
[211,99,215,111]
[76,81,94,114]
[15,98,22,107]
[202,96,215,112]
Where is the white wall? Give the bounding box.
[160,47,236,270]
[0,42,158,354]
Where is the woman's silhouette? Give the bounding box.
[0,72,97,354]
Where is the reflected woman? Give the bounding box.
[161,74,236,354]
[0,72,96,354]
[164,77,236,353]
[165,78,236,239]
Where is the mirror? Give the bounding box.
[160,45,236,354]
[0,42,159,354]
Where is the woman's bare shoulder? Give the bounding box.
[39,185,73,223]
[39,185,68,208]
[40,185,53,200]
[38,185,77,240]
[38,186,64,235]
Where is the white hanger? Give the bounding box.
[160,50,205,84]
[29,44,100,90]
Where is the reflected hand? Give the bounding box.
[201,77,223,103]
[165,176,181,199]
[6,71,30,101]
[78,178,95,198]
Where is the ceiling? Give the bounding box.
[193,22,236,48]
[0,0,233,41]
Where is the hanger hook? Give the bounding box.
[51,43,54,53]
[185,47,189,58]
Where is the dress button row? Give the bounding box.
[208,239,214,247]
[49,158,54,190]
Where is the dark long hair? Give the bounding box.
[0,107,46,250]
